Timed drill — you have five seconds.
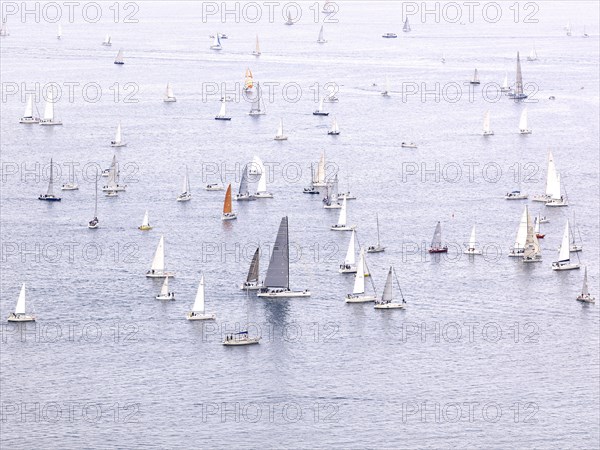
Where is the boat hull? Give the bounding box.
[257,289,311,298]
[223,337,261,346]
[38,196,61,201]
[323,203,342,209]
[235,195,256,201]
[254,192,273,198]
[520,129,532,134]
[532,195,551,202]
[7,315,36,322]
[101,186,126,192]
[328,131,340,135]
[215,117,231,121]
[274,136,288,141]
[156,294,175,300]
[19,117,40,124]
[146,271,175,278]
[339,265,357,274]
[138,225,153,231]
[240,282,263,290]
[505,194,528,200]
[401,143,418,149]
[205,185,224,191]
[187,312,216,320]
[222,213,237,221]
[331,225,355,231]
[61,185,79,191]
[176,194,192,202]
[345,295,376,303]
[428,248,448,254]
[313,112,329,116]
[39,120,62,126]
[367,246,385,253]
[546,200,568,207]
[164,98,176,103]
[464,249,483,255]
[110,142,127,147]
[374,303,405,309]
[523,257,542,263]
[576,295,595,303]
[552,262,580,271]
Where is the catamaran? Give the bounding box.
[328,116,340,135]
[257,217,310,298]
[177,166,192,202]
[317,25,327,43]
[463,225,482,255]
[501,71,511,92]
[470,68,480,85]
[252,35,261,55]
[345,249,377,303]
[533,151,556,202]
[57,24,62,39]
[38,158,61,201]
[367,214,385,253]
[253,156,273,198]
[240,248,263,290]
[235,164,256,201]
[570,213,583,252]
[403,18,411,32]
[509,52,527,100]
[101,155,127,192]
[428,221,448,253]
[381,76,391,97]
[20,94,40,123]
[285,10,294,25]
[576,267,595,303]
[138,209,152,230]
[39,89,62,125]
[545,172,568,206]
[215,100,231,120]
[164,82,176,102]
[186,274,216,320]
[146,236,175,278]
[519,108,532,134]
[114,49,124,64]
[482,110,494,135]
[274,118,288,140]
[552,221,580,271]
[522,206,542,263]
[509,206,528,257]
[303,164,320,194]
[222,184,237,220]
[7,284,36,322]
[156,276,174,300]
[331,197,355,231]
[313,98,329,116]
[374,267,406,309]
[88,174,99,229]
[527,43,538,61]
[248,82,266,115]
[110,122,127,147]
[210,33,222,50]
[102,34,112,46]
[339,230,358,273]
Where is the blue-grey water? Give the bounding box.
[1,2,599,448]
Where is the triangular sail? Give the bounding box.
[254,156,268,193]
[318,25,325,41]
[246,248,260,283]
[558,221,571,262]
[403,18,411,32]
[255,35,260,53]
[47,159,55,196]
[277,119,284,137]
[316,152,326,183]
[353,250,366,294]
[337,197,347,226]
[115,123,122,143]
[245,68,254,89]
[545,152,556,197]
[523,206,541,259]
[44,89,55,120]
[431,222,443,248]
[582,267,589,296]
[239,164,250,195]
[249,82,265,113]
[223,184,232,213]
[166,83,174,99]
[264,217,290,289]
[502,72,509,89]
[142,210,149,227]
[218,100,227,117]
[483,111,491,132]
[514,52,524,96]
[513,207,528,252]
[376,214,381,246]
[192,274,205,313]
[551,173,562,200]
[381,267,393,302]
[15,283,26,315]
[93,175,98,217]
[24,95,34,118]
[115,49,124,63]
[151,236,165,272]
[159,277,169,296]
[468,226,476,249]
[344,230,356,265]
[519,109,528,130]
[473,68,479,83]
[330,117,339,133]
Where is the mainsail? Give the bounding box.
[431,222,443,248]
[192,275,205,313]
[264,217,290,289]
[246,248,260,283]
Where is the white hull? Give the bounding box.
[240,281,263,290]
[523,256,543,263]
[345,295,376,303]
[187,312,216,320]
[177,193,192,202]
[520,129,532,134]
[102,185,126,192]
[61,184,79,191]
[20,117,40,124]
[274,136,288,141]
[374,303,405,309]
[570,245,582,252]
[576,295,595,303]
[532,195,551,202]
[331,225,355,231]
[546,199,568,207]
[464,249,483,255]
[483,131,494,136]
[508,251,524,258]
[248,111,266,116]
[110,142,127,147]
[222,213,237,221]
[505,194,528,200]
[235,194,256,201]
[401,143,418,149]
[205,184,224,191]
[7,315,36,322]
[552,262,580,271]
[164,97,176,103]
[146,271,175,278]
[323,203,342,209]
[338,193,356,200]
[367,246,385,253]
[254,192,273,199]
[257,289,311,298]
[223,337,261,346]
[156,294,175,300]
[39,120,62,126]
[339,265,357,274]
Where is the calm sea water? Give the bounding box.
[1,2,599,448]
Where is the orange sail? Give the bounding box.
[223,184,232,214]
[244,68,253,90]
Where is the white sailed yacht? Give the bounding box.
[138,209,152,230]
[403,17,411,32]
[505,187,528,200]
[215,100,231,120]
[248,82,266,115]
[313,98,329,116]
[519,108,532,134]
[312,152,327,187]
[102,34,112,46]
[303,163,320,194]
[176,166,192,202]
[252,34,261,56]
[110,122,127,147]
[509,206,528,257]
[274,118,288,140]
[463,225,482,255]
[235,164,256,201]
[570,213,583,252]
[527,43,538,61]
[253,156,273,198]
[339,230,358,273]
[522,206,542,263]
[114,49,124,64]
[39,89,62,125]
[240,248,263,290]
[20,94,40,123]
[323,174,341,209]
[367,214,385,253]
[331,197,355,231]
[374,266,406,309]
[102,155,127,192]
[470,68,480,85]
[552,221,580,271]
[545,172,568,207]
[381,76,391,97]
[156,276,175,300]
[501,71,511,92]
[186,274,216,320]
[317,25,327,43]
[257,217,311,298]
[482,110,494,136]
[38,158,61,201]
[345,249,377,303]
[533,151,557,202]
[146,236,175,278]
[328,116,340,135]
[576,267,595,303]
[88,174,99,229]
[7,284,36,322]
[210,33,222,50]
[164,82,176,102]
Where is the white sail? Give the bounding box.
[276,119,284,137]
[47,159,56,196]
[502,72,509,90]
[330,117,339,133]
[192,274,206,313]
[159,277,170,296]
[114,123,122,144]
[181,167,190,193]
[551,173,562,200]
[24,95,34,118]
[558,221,571,262]
[254,156,268,193]
[513,207,528,253]
[212,34,221,48]
[523,206,541,259]
[483,110,492,133]
[381,267,393,302]
[519,109,529,130]
[115,49,124,63]
[545,152,557,197]
[254,35,261,54]
[43,90,55,121]
[103,34,111,44]
[582,267,589,296]
[468,226,477,249]
[142,210,150,227]
[472,68,479,83]
[344,230,356,265]
[151,236,166,272]
[353,250,366,294]
[317,25,326,42]
[316,152,326,184]
[528,43,537,60]
[15,283,26,315]
[217,101,227,117]
[166,83,174,99]
[337,197,347,226]
[317,98,324,112]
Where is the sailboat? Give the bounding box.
[274,118,287,140]
[519,108,532,134]
[313,98,329,116]
[39,88,62,125]
[317,25,327,43]
[565,21,572,36]
[545,172,568,206]
[337,178,356,200]
[470,68,480,85]
[367,214,385,253]
[57,24,62,39]
[509,52,527,100]
[253,156,273,198]
[61,169,79,190]
[533,151,556,202]
[110,122,127,147]
[313,152,328,187]
[186,274,216,320]
[244,68,254,91]
[328,116,340,135]
[235,164,255,201]
[248,82,266,115]
[576,267,595,303]
[463,225,482,255]
[222,184,237,220]
[102,34,112,46]
[146,236,175,277]
[164,82,176,102]
[252,35,261,55]
[156,276,174,300]
[570,213,583,252]
[552,221,580,271]
[223,289,261,345]
[339,230,358,273]
[101,155,126,192]
[522,206,542,263]
[582,26,589,38]
[381,76,391,97]
[527,43,538,61]
[114,49,124,64]
[403,17,411,32]
[285,10,294,25]
[19,94,40,123]
[215,100,231,120]
[345,249,377,303]
[210,33,222,50]
[88,174,99,229]
[240,248,263,290]
[534,214,545,238]
[501,71,511,92]
[176,166,192,201]
[331,198,355,231]
[303,163,320,194]
[257,217,311,297]
[374,267,406,309]
[428,221,448,253]
[509,206,528,257]
[323,174,341,209]
[482,110,494,136]
[138,209,152,230]
[38,158,61,201]
[0,20,9,37]
[7,284,35,322]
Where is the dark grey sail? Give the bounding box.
[264,216,290,289]
[238,164,250,195]
[246,248,260,283]
[431,221,443,248]
[514,51,526,98]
